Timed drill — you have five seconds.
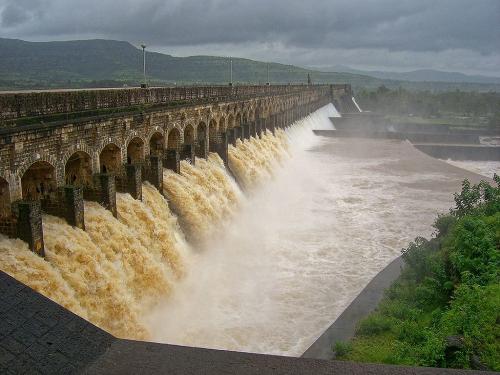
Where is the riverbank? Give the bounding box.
[334,177,500,371]
[302,256,404,359]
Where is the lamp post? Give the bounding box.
[229,57,233,86]
[266,62,270,86]
[141,44,147,88]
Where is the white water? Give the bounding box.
[352,97,363,112]
[145,104,464,356]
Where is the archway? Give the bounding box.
[227,114,234,129]
[65,151,92,187]
[184,124,195,145]
[196,121,208,158]
[127,137,144,164]
[99,143,121,174]
[0,177,10,217]
[218,117,226,131]
[167,128,181,150]
[149,132,165,157]
[21,161,56,201]
[209,119,218,152]
[235,113,243,139]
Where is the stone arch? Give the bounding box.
[0,176,10,217]
[218,116,226,131]
[208,118,219,152]
[21,161,57,201]
[65,151,92,187]
[126,137,145,164]
[99,143,122,174]
[149,131,165,157]
[61,143,94,172]
[183,124,195,145]
[167,128,181,150]
[209,118,218,137]
[226,114,234,129]
[17,153,60,186]
[197,121,207,143]
[196,121,208,158]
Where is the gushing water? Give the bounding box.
[145,104,482,355]
[162,154,243,243]
[228,130,289,190]
[0,182,192,339]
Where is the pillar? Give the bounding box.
[215,131,228,166]
[93,173,117,218]
[164,150,180,174]
[228,128,236,146]
[242,124,250,139]
[249,121,257,138]
[196,138,208,159]
[125,164,142,200]
[64,186,85,230]
[233,127,241,142]
[180,144,195,165]
[256,119,263,136]
[17,201,45,257]
[269,115,276,134]
[148,155,163,192]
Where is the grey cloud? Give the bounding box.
[0,0,44,27]
[0,0,498,75]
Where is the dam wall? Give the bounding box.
[0,84,347,255]
[414,144,500,161]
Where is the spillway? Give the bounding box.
[0,103,490,357]
[144,104,488,355]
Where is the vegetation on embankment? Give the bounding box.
[335,175,500,371]
[356,86,500,130]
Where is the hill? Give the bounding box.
[1,38,499,92]
[329,66,500,85]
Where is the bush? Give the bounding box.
[447,215,499,285]
[334,341,352,357]
[379,300,420,321]
[357,314,393,336]
[440,284,500,370]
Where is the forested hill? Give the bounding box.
[0,37,376,89]
[1,38,499,92]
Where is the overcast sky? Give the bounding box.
[1,0,499,76]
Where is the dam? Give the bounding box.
[0,85,497,373]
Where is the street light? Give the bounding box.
[266,62,270,86]
[229,57,233,86]
[141,44,147,88]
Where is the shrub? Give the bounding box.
[379,300,420,321]
[333,341,352,357]
[357,314,393,336]
[447,216,499,285]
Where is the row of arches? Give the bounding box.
[12,118,226,203]
[1,98,318,213]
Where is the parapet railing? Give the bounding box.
[0,84,339,122]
